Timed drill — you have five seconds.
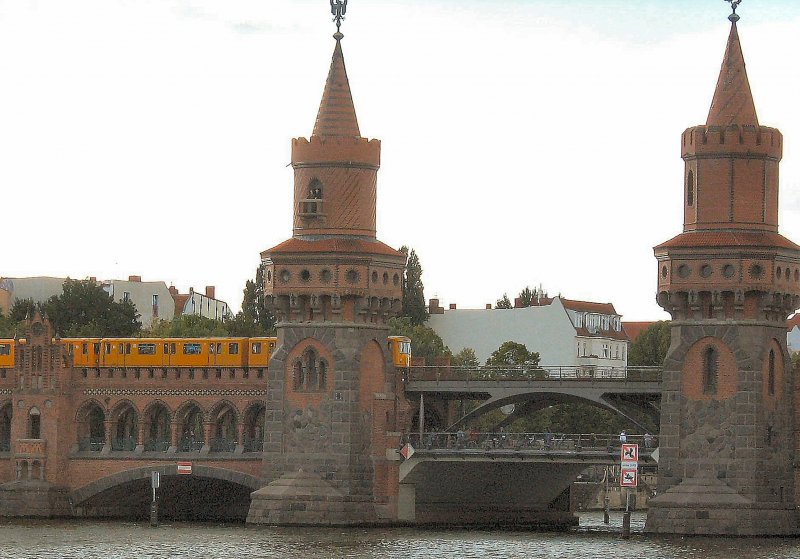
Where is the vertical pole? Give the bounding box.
[418,393,425,445]
[603,465,610,524]
[622,489,631,539]
[150,471,159,527]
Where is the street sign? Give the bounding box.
[177,462,192,475]
[620,468,638,487]
[621,443,639,462]
[151,471,160,489]
[400,443,415,460]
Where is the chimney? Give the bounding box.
[89,277,97,283]
[205,286,216,299]
[485,304,492,310]
[428,298,444,315]
[128,275,142,282]
[514,297,523,308]
[168,286,178,296]
[449,303,457,310]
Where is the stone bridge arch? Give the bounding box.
[70,464,264,506]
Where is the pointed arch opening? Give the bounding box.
[243,403,265,452]
[77,402,105,451]
[209,402,238,453]
[0,402,11,452]
[111,402,139,451]
[144,402,171,452]
[177,403,204,452]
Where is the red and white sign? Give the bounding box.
[620,468,638,487]
[620,443,639,463]
[177,462,192,475]
[400,443,415,460]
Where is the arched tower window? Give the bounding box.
[292,347,328,392]
[768,349,776,396]
[687,170,695,207]
[308,178,323,199]
[703,346,718,395]
[28,407,41,439]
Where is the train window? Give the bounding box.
[170,343,176,354]
[164,343,177,355]
[119,343,124,353]
[82,343,88,355]
[183,343,202,355]
[138,344,156,355]
[401,342,411,355]
[93,343,100,354]
[209,344,215,355]
[216,343,222,354]
[163,343,169,354]
[229,343,239,355]
[125,343,131,355]
[252,342,262,355]
[105,343,112,354]
[0,344,9,356]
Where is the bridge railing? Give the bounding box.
[78,437,105,452]
[405,365,662,383]
[405,432,657,453]
[111,437,137,452]
[144,439,170,452]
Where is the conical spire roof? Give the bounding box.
[706,22,759,127]
[312,35,360,137]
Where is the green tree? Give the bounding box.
[400,246,428,326]
[226,264,276,336]
[389,316,451,364]
[142,315,228,338]
[628,321,671,366]
[495,293,512,309]
[0,311,18,338]
[517,285,548,308]
[43,278,141,337]
[9,298,41,322]
[451,347,479,368]
[485,341,540,368]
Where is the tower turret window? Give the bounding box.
[687,170,695,207]
[703,346,718,395]
[300,179,325,217]
[292,348,328,392]
[768,349,775,396]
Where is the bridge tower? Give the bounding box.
[247,26,406,525]
[646,10,800,535]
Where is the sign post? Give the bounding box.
[619,443,638,539]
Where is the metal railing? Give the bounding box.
[178,436,204,452]
[406,365,662,383]
[144,439,170,452]
[210,437,236,453]
[78,437,105,452]
[243,437,263,453]
[111,437,137,451]
[404,432,658,453]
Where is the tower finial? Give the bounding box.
[330,0,347,37]
[725,0,742,23]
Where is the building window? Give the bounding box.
[123,291,131,303]
[602,344,609,358]
[29,408,41,439]
[687,170,695,207]
[703,346,718,395]
[768,349,776,396]
[292,348,328,392]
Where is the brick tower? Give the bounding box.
[247,27,406,525]
[646,10,800,535]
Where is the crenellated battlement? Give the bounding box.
[292,135,381,167]
[682,124,782,160]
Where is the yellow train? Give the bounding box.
[0,335,412,369]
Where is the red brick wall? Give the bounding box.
[682,337,737,401]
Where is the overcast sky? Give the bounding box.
[1,1,799,321]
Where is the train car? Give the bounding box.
[388,336,411,368]
[207,338,248,368]
[0,339,14,369]
[247,337,277,368]
[63,338,102,368]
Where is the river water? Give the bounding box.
[2,512,800,559]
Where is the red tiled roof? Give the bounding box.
[787,314,800,332]
[262,237,404,258]
[655,230,800,251]
[313,39,360,138]
[622,322,656,343]
[707,23,758,127]
[560,297,618,316]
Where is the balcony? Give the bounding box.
[15,438,46,457]
[298,199,324,218]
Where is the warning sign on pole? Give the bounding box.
[620,443,639,463]
[400,443,415,460]
[177,462,192,475]
[620,468,638,487]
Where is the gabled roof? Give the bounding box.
[622,322,656,343]
[707,22,758,127]
[560,297,618,316]
[312,38,360,138]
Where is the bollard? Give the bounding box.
[150,501,158,527]
[621,510,631,539]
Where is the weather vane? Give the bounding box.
[725,0,742,22]
[330,0,347,33]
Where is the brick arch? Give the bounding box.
[682,336,737,401]
[142,399,173,421]
[209,400,240,423]
[75,399,106,421]
[70,464,264,506]
[174,400,206,423]
[109,400,139,422]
